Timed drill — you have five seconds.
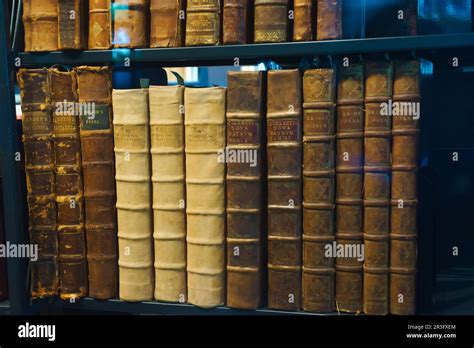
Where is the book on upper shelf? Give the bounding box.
[58,0,86,49]
[223,0,251,44]
[254,0,289,43]
[113,0,150,48]
[150,0,185,47]
[88,0,112,49]
[22,0,59,51]
[185,0,222,46]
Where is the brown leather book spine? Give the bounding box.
[0,183,8,301]
[302,68,336,313]
[267,69,302,311]
[88,0,112,49]
[113,0,149,48]
[50,68,88,300]
[390,60,420,315]
[22,0,59,52]
[185,0,221,46]
[293,0,313,41]
[223,0,249,44]
[335,63,364,313]
[226,71,264,310]
[150,0,184,47]
[363,61,393,315]
[254,0,288,43]
[75,66,117,300]
[316,0,342,40]
[58,0,85,49]
[18,68,58,298]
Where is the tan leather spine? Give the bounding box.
[254,0,288,43]
[22,0,59,52]
[150,0,184,47]
[363,61,393,315]
[149,85,186,302]
[88,0,112,49]
[185,87,226,307]
[75,66,117,299]
[267,69,302,311]
[185,0,221,46]
[390,60,420,315]
[223,0,249,44]
[58,0,85,49]
[113,0,149,48]
[335,63,364,313]
[316,0,342,40]
[293,0,313,41]
[226,71,264,310]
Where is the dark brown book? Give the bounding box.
[150,0,184,47]
[0,182,8,301]
[335,62,364,313]
[22,0,59,51]
[50,68,88,300]
[58,0,85,49]
[293,0,313,41]
[185,0,221,46]
[316,0,342,40]
[113,0,149,48]
[223,0,249,44]
[390,60,420,315]
[88,0,112,49]
[302,68,336,313]
[75,66,117,300]
[226,71,264,310]
[363,61,393,315]
[254,0,288,43]
[267,69,302,311]
[18,68,58,298]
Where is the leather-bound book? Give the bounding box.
[226,71,264,310]
[293,0,314,41]
[254,0,288,43]
[302,68,336,313]
[185,87,226,307]
[365,0,417,38]
[18,68,58,298]
[316,0,342,40]
[75,66,117,300]
[23,0,59,51]
[113,0,149,48]
[113,89,154,302]
[363,61,393,315]
[267,69,302,311]
[0,183,8,301]
[390,60,420,315]
[58,0,85,49]
[88,0,112,49]
[335,63,364,313]
[223,0,249,44]
[149,86,186,302]
[150,0,184,47]
[185,0,221,46]
[50,68,87,300]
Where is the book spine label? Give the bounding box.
[293,0,313,41]
[22,0,59,51]
[254,0,288,43]
[267,69,302,311]
[58,0,85,49]
[223,0,248,44]
[150,0,184,47]
[316,0,342,40]
[302,69,336,313]
[185,87,226,308]
[185,0,221,46]
[226,71,264,310]
[88,0,111,49]
[75,66,117,300]
[18,68,58,298]
[149,85,187,302]
[113,0,149,48]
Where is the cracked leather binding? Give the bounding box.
[113,0,149,48]
[150,0,184,47]
[88,0,112,49]
[254,0,288,43]
[22,0,58,51]
[185,0,222,46]
[316,0,342,40]
[58,0,85,49]
[293,0,314,41]
[223,0,250,44]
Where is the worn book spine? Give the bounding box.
[58,0,85,49]
[316,0,342,40]
[150,0,184,47]
[335,63,364,313]
[149,85,186,302]
[50,68,87,300]
[302,68,336,313]
[226,71,264,310]
[88,0,112,49]
[363,61,393,315]
[18,68,58,298]
[185,87,226,308]
[254,0,288,43]
[223,0,249,44]
[23,0,59,51]
[267,69,302,311]
[113,89,154,302]
[113,0,149,48]
[293,0,313,41]
[185,0,222,46]
[390,60,420,315]
[75,66,117,300]
[0,183,8,301]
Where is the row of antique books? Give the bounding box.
[18,60,419,315]
[24,0,420,51]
